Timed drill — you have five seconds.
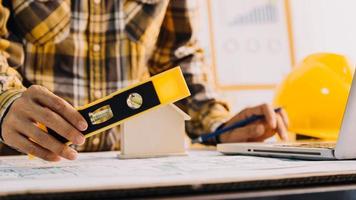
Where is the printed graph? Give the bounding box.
[231,1,278,25]
[207,0,294,88]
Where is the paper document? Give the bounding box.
[1,150,356,196]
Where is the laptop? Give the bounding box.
[217,75,356,160]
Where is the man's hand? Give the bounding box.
[220,104,289,143]
[1,85,88,161]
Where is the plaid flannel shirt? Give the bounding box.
[0,0,230,154]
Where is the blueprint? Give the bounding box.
[1,150,356,196]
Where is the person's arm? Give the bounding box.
[0,1,27,142]
[148,0,289,144]
[0,0,88,161]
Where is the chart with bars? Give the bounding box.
[192,0,294,112]
[231,2,278,25]
[207,0,293,87]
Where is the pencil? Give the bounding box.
[191,108,282,144]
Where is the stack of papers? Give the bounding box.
[1,150,356,196]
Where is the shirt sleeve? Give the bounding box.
[147,0,231,144]
[0,0,71,143]
[10,0,71,45]
[0,1,26,142]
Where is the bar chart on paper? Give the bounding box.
[208,0,293,87]
[231,2,278,25]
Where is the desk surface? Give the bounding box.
[2,150,356,199]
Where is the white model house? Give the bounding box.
[119,104,191,159]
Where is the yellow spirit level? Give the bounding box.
[46,67,191,144]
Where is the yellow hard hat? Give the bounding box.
[273,53,354,140]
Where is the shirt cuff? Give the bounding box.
[210,121,226,144]
[0,90,24,143]
[199,102,231,145]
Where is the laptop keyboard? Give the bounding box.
[278,142,336,149]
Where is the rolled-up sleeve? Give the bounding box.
[0,1,26,142]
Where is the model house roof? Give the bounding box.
[168,104,191,120]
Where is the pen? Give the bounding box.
[191,108,282,144]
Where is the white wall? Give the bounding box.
[291,0,356,63]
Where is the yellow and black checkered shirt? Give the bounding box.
[0,0,230,153]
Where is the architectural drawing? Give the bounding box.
[2,151,356,196]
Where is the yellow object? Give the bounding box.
[77,66,191,142]
[46,67,190,145]
[152,68,191,104]
[78,67,190,110]
[30,67,190,159]
[274,53,354,140]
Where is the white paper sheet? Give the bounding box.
[209,0,292,86]
[1,150,356,196]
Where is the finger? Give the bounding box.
[276,114,289,141]
[259,104,277,129]
[6,132,61,161]
[28,86,87,131]
[238,104,277,129]
[279,108,289,128]
[19,121,79,160]
[29,102,85,145]
[246,124,266,142]
[249,126,275,142]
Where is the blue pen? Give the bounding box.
[191,108,282,144]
